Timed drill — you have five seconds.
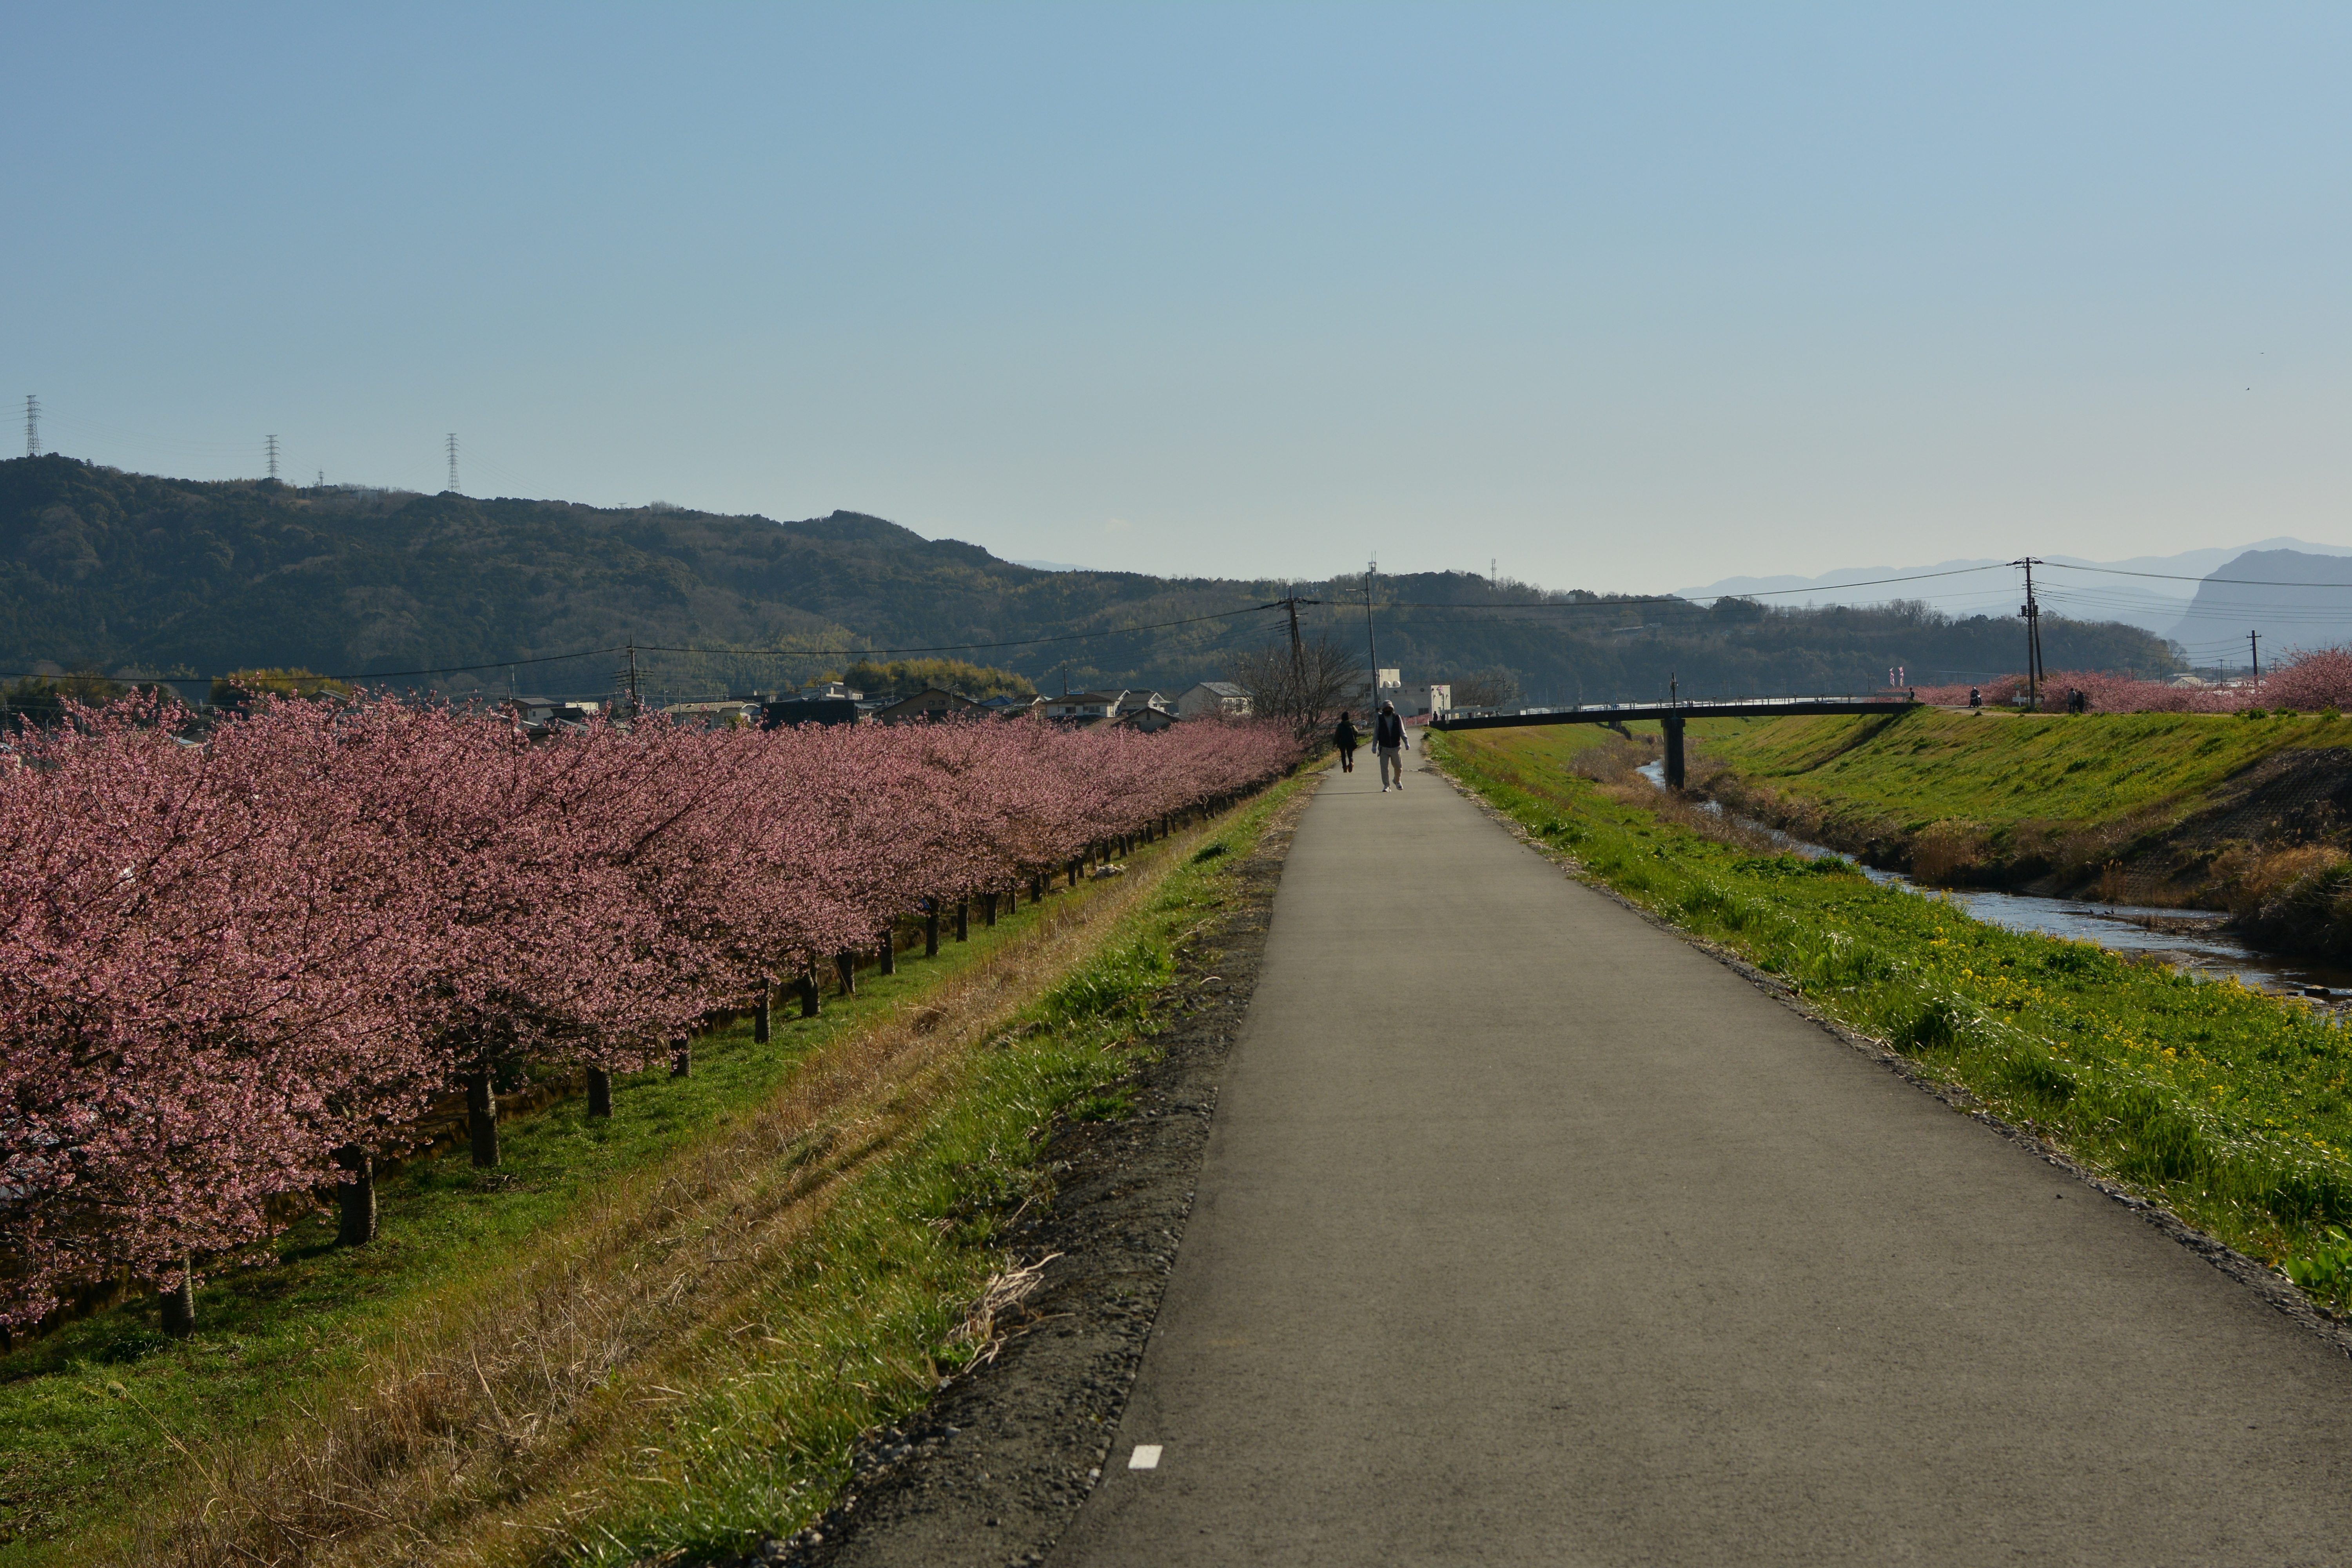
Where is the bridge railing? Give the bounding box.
[1432,693,1917,724]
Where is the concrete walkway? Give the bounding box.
[1053,746,2352,1566]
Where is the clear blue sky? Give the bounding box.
[9,3,2346,592]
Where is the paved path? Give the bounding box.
[1053,748,2352,1565]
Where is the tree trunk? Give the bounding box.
[926,904,940,958]
[671,1040,691,1078]
[588,1067,614,1118]
[159,1256,196,1339]
[468,1065,499,1167]
[878,928,896,975]
[956,899,969,941]
[334,1144,377,1246]
[753,984,771,1044]
[1032,872,1046,903]
[835,951,857,996]
[983,891,998,927]
[800,966,822,1018]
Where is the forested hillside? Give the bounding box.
[1,456,2175,703]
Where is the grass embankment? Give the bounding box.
[1431,726,2352,1289]
[0,771,1314,1566]
[1688,706,2352,897]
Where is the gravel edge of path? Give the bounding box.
[1425,750,2352,1363]
[718,777,1320,1568]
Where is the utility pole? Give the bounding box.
[265,434,279,479]
[23,395,38,457]
[2251,629,2263,686]
[446,433,461,494]
[1363,558,1380,715]
[619,641,641,719]
[1276,593,1322,683]
[2012,557,2045,710]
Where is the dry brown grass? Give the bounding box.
[1569,736,1782,856]
[123,823,1220,1568]
[2210,843,2351,916]
[1908,821,1993,884]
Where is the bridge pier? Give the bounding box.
[1663,715,1686,789]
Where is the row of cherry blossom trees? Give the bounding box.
[1912,646,2352,714]
[0,698,1298,1332]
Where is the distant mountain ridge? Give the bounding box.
[2163,550,2352,666]
[1682,538,2352,642]
[1,455,2177,705]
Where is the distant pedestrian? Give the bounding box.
[1374,702,1409,791]
[1333,711,1360,773]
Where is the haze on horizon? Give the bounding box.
[7,3,2346,597]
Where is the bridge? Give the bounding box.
[1428,694,1922,786]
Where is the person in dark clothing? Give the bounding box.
[1332,711,1360,772]
[1374,702,1409,791]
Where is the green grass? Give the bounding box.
[1688,707,2352,834]
[533,801,1301,1563]
[1433,727,2352,1278]
[0,777,1313,1564]
[0,949,995,1557]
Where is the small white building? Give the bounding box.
[1043,690,1127,720]
[1175,681,1252,719]
[1421,683,1453,715]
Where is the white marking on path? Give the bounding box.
[1128,1445,1163,1470]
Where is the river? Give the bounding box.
[1635,759,2352,1000]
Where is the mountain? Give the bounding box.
[1681,538,2352,641]
[1,455,2176,706]
[2163,550,2352,668]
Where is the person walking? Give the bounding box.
[1374,701,1408,791]
[1332,711,1360,773]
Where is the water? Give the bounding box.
[1632,759,2352,999]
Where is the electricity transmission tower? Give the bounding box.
[23,395,39,457]
[265,434,280,479]
[446,433,461,494]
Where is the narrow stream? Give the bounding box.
[1633,759,2352,999]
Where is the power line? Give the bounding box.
[1374,563,2012,611]
[2046,561,2352,589]
[639,603,1283,660]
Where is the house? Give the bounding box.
[977,693,1043,717]
[1175,681,1251,719]
[1114,706,1180,733]
[759,695,863,728]
[661,700,756,729]
[874,687,978,724]
[1043,690,1127,721]
[1117,690,1172,715]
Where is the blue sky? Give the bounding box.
[8,3,2347,592]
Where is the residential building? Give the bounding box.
[874,687,978,723]
[1043,690,1127,721]
[1114,706,1180,733]
[1175,681,1252,718]
[660,699,756,729]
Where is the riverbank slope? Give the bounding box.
[1687,708,2352,949]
